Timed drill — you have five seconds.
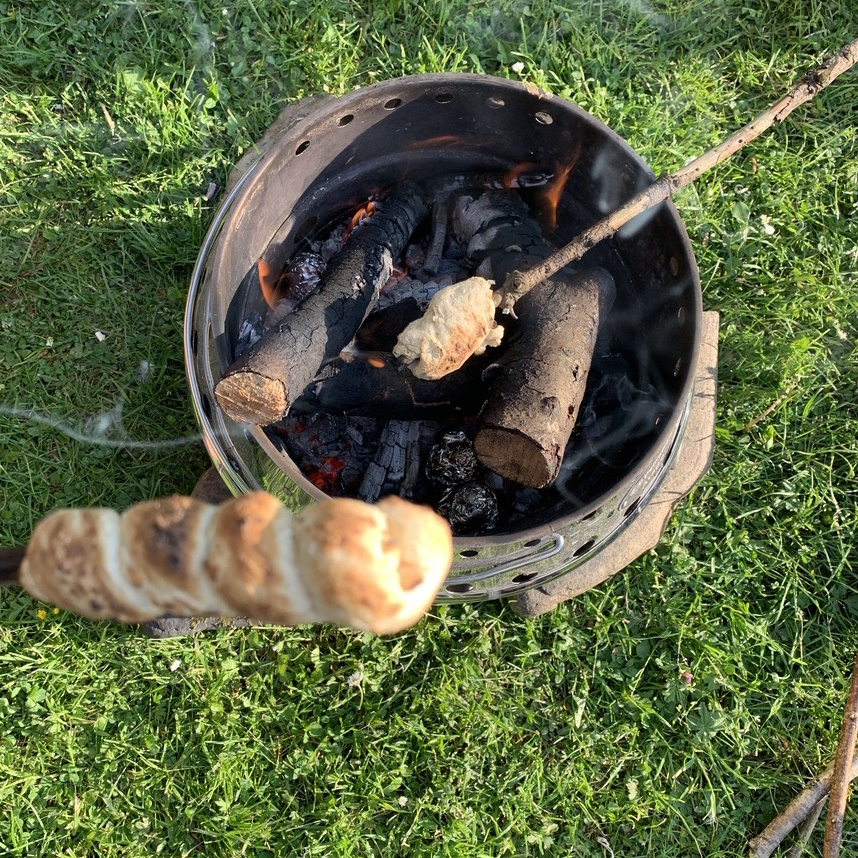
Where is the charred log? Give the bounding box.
[474,267,616,488]
[295,350,494,420]
[214,182,428,425]
[451,191,615,488]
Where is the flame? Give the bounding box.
[502,161,539,190]
[257,257,279,310]
[538,142,583,231]
[343,199,377,241]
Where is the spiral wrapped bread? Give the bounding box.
[19,493,453,634]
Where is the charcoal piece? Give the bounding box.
[425,431,479,485]
[437,481,499,535]
[214,182,429,425]
[235,312,264,357]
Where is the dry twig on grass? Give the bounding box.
[749,650,858,858]
[823,651,858,858]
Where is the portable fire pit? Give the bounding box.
[185,73,709,608]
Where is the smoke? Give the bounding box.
[0,403,201,451]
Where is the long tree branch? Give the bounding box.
[749,757,858,858]
[498,37,858,312]
[823,650,858,858]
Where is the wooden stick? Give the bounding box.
[749,756,858,858]
[498,37,858,313]
[823,650,858,858]
[786,797,827,858]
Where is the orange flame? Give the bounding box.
[343,199,377,241]
[502,161,539,190]
[538,142,583,231]
[539,163,573,232]
[257,257,279,310]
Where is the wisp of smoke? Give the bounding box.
[0,403,202,451]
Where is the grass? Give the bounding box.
[1,0,857,855]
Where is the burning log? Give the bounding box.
[214,182,429,425]
[16,492,453,635]
[474,267,616,488]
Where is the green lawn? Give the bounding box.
[1,1,857,855]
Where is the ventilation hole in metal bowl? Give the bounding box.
[337,114,354,127]
[434,92,453,103]
[535,111,553,125]
[623,497,642,518]
[295,140,310,155]
[190,329,198,356]
[573,538,597,558]
[673,357,683,377]
[446,582,475,594]
[486,96,505,109]
[459,549,479,558]
[581,509,598,522]
[512,571,538,584]
[384,98,401,110]
[201,393,213,422]
[677,306,686,326]
[523,538,541,548]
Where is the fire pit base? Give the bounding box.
[513,310,719,617]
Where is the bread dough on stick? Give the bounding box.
[393,276,503,380]
[19,493,453,635]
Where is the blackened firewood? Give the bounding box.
[474,267,616,488]
[214,182,428,425]
[295,350,494,420]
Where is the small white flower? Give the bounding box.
[760,215,776,235]
[169,659,182,672]
[511,62,525,74]
[95,330,106,342]
[347,670,363,688]
[397,795,408,807]
[45,336,54,347]
[222,7,228,15]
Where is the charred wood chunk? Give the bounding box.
[474,267,616,489]
[452,191,550,279]
[296,350,493,420]
[214,182,429,425]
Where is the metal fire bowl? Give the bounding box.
[185,73,702,602]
